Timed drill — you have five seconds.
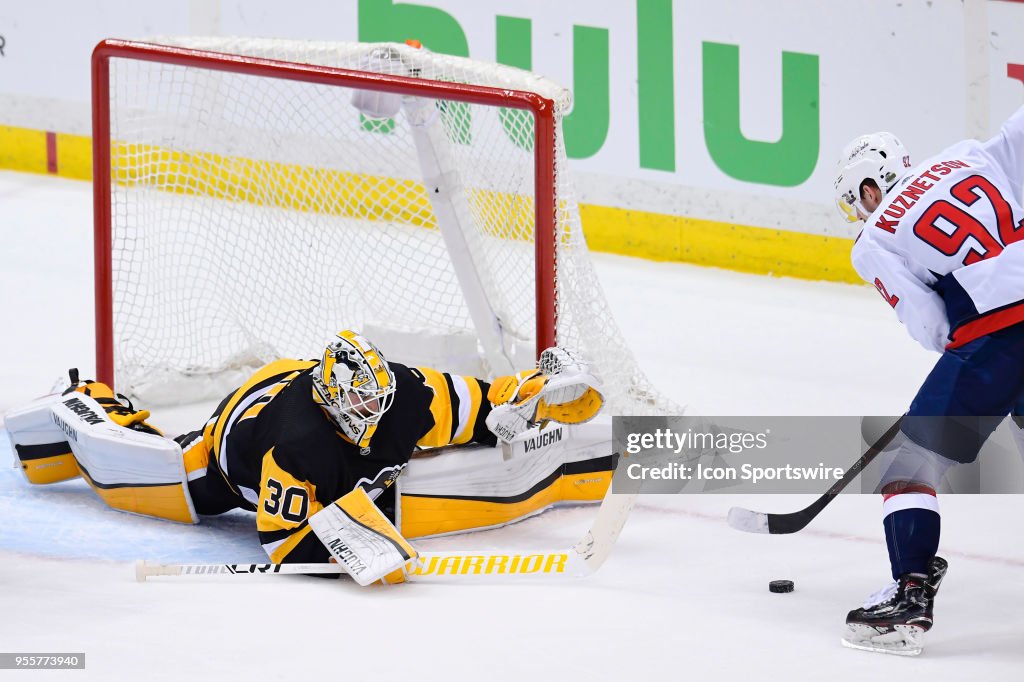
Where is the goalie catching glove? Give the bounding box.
[485,347,604,443]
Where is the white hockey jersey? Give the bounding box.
[852,105,1024,353]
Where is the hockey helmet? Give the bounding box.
[834,132,912,222]
[311,330,396,448]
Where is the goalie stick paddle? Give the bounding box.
[136,486,636,583]
[727,416,903,535]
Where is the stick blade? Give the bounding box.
[727,506,770,534]
[571,492,637,574]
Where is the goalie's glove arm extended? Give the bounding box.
[486,347,604,443]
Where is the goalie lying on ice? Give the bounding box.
[5,330,610,584]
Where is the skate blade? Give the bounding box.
[841,623,924,656]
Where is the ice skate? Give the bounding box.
[842,556,948,656]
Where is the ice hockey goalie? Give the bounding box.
[5,330,613,585]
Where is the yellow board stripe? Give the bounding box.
[57,132,94,181]
[0,126,93,179]
[0,126,48,174]
[580,203,861,283]
[109,142,438,228]
[0,123,860,283]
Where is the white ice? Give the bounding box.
[1,170,1021,681]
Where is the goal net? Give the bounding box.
[92,37,678,415]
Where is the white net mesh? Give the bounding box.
[101,37,678,414]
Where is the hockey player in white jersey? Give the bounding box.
[833,103,1024,654]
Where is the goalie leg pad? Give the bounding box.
[49,392,198,524]
[5,392,80,484]
[308,487,417,586]
[398,420,614,539]
[6,373,167,486]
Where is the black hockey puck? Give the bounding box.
[769,579,794,593]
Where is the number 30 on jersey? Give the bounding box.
[264,477,309,523]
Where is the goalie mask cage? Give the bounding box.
[92,37,678,415]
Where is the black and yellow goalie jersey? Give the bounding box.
[180,358,495,563]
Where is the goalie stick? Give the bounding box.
[136,485,636,583]
[727,417,903,535]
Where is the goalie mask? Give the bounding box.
[834,132,912,223]
[311,330,396,448]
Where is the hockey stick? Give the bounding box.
[136,562,345,580]
[727,416,903,535]
[136,485,636,583]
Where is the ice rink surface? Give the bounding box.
[1,170,1021,680]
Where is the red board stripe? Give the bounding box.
[46,131,58,174]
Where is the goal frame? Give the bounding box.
[90,38,558,389]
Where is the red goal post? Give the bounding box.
[92,38,557,392]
